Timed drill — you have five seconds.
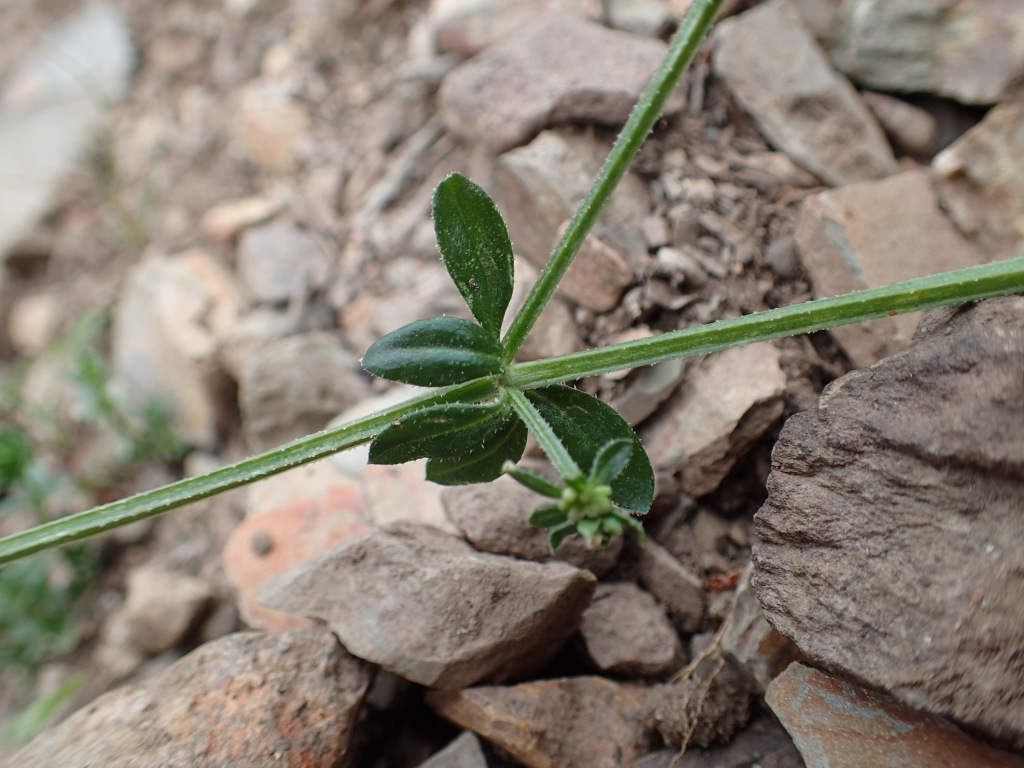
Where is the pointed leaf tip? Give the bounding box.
[432,173,514,340]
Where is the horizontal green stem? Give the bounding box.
[500,0,724,361]
[507,258,1024,389]
[0,378,497,565]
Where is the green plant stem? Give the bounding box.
[499,0,724,362]
[0,378,497,565]
[507,257,1024,389]
[505,387,582,480]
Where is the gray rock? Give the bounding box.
[111,250,244,449]
[832,0,1024,105]
[259,522,597,689]
[0,2,133,262]
[580,582,684,677]
[933,102,1024,259]
[612,358,687,427]
[415,731,488,768]
[443,472,622,577]
[793,169,982,368]
[236,220,330,304]
[439,13,684,153]
[429,0,596,56]
[640,343,786,497]
[636,539,705,634]
[236,331,370,451]
[604,0,671,37]
[495,129,651,279]
[712,0,896,187]
[3,628,370,768]
[861,91,937,157]
[106,566,213,655]
[753,296,1024,752]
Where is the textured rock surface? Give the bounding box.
[106,566,213,655]
[933,102,1024,258]
[235,220,329,304]
[635,539,705,634]
[579,582,683,677]
[767,664,1024,768]
[236,332,370,450]
[794,168,982,367]
[833,0,1024,105]
[427,676,648,768]
[2,628,371,768]
[439,13,682,153]
[259,522,596,689]
[415,731,488,768]
[753,296,1024,751]
[641,343,786,496]
[712,0,895,186]
[494,129,651,277]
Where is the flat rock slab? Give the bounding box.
[259,522,596,689]
[641,342,786,497]
[439,13,683,153]
[3,628,370,768]
[427,676,648,768]
[767,663,1024,768]
[794,168,982,367]
[753,296,1024,751]
[712,0,895,187]
[833,0,1024,105]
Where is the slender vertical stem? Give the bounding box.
[500,0,725,361]
[506,387,582,481]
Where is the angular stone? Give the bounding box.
[612,358,687,427]
[767,663,1024,768]
[4,628,371,768]
[415,731,488,768]
[108,566,213,655]
[362,460,456,535]
[753,296,1024,752]
[429,0,597,56]
[505,257,582,362]
[635,539,705,634]
[440,14,683,153]
[605,0,672,37]
[933,102,1024,258]
[832,0,1024,105]
[111,250,243,449]
[199,196,282,242]
[236,332,371,451]
[236,220,330,305]
[427,676,648,768]
[495,129,651,275]
[712,0,896,186]
[442,473,622,577]
[234,82,310,172]
[580,582,683,677]
[861,91,937,157]
[259,522,596,689]
[640,343,786,497]
[719,563,796,694]
[0,2,133,261]
[794,168,982,367]
[553,222,634,312]
[224,463,372,632]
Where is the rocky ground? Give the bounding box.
[0,0,1022,766]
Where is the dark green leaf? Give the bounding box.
[362,316,504,386]
[588,438,633,486]
[432,173,514,339]
[529,504,569,527]
[426,407,527,485]
[369,400,506,465]
[548,521,577,552]
[502,463,564,499]
[526,385,654,514]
